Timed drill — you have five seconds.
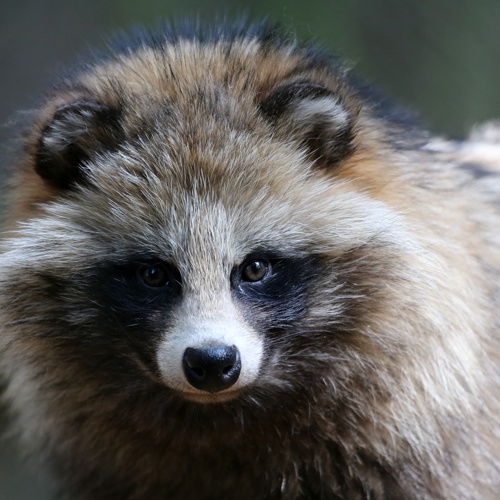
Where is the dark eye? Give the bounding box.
[138,264,170,288]
[241,259,270,282]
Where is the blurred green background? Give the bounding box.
[1,0,499,498]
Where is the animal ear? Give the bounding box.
[259,81,357,167]
[34,100,121,189]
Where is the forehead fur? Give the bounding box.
[20,145,400,271]
[81,38,349,112]
[32,33,359,172]
[3,28,408,277]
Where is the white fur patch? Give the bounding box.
[42,106,96,153]
[156,301,263,398]
[292,96,350,132]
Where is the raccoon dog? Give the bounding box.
[0,21,499,500]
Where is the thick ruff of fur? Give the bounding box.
[1,22,500,499]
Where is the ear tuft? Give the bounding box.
[259,81,356,167]
[35,100,121,189]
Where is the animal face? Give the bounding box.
[0,37,410,410]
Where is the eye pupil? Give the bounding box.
[241,260,269,282]
[140,265,169,287]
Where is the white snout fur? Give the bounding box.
[156,304,263,395]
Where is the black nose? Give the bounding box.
[182,345,241,393]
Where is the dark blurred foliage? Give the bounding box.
[0,0,499,497]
